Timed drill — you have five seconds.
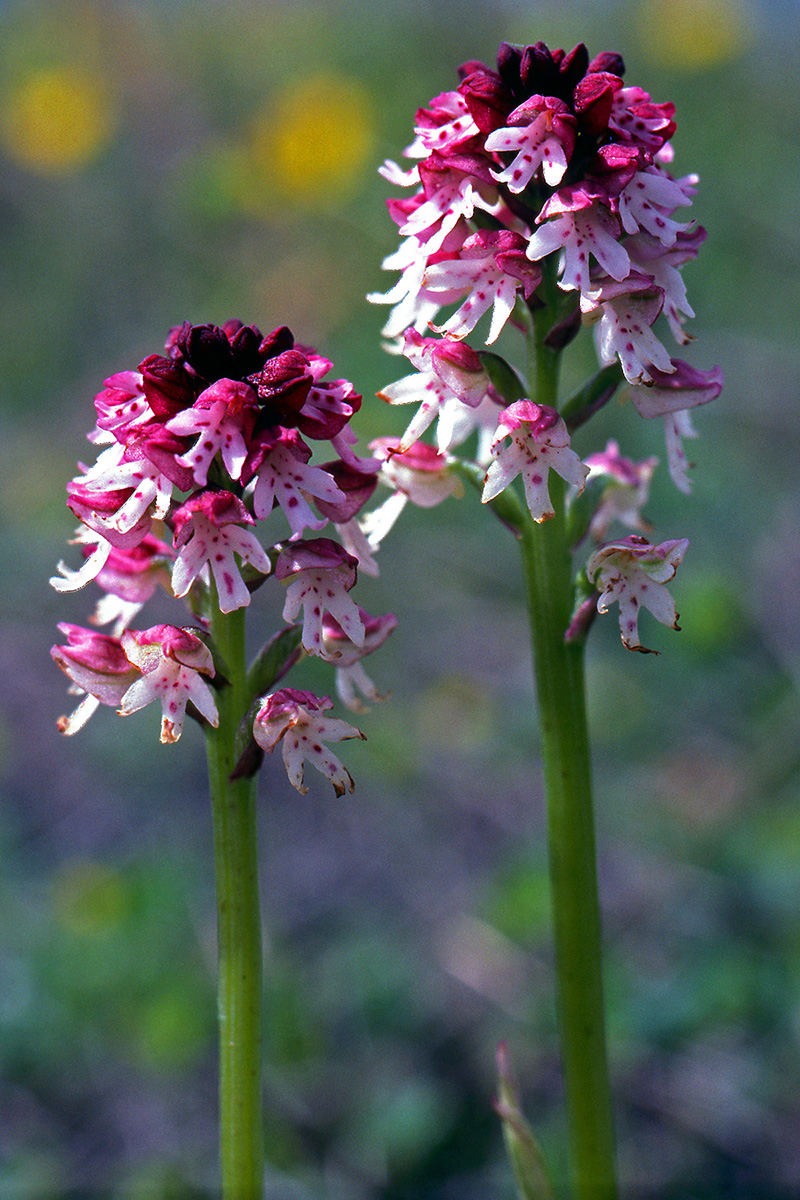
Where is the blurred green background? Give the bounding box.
[2,0,800,1195]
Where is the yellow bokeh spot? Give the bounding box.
[52,859,128,937]
[250,73,375,207]
[635,0,754,69]
[0,66,116,173]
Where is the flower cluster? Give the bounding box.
[370,40,723,651]
[51,319,396,791]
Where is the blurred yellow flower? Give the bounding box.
[250,72,375,208]
[0,65,116,173]
[636,0,754,68]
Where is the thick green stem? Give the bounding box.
[520,299,618,1200]
[205,604,264,1200]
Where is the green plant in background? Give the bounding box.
[49,320,397,1198]
[368,37,722,1200]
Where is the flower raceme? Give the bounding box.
[51,319,397,792]
[370,38,724,650]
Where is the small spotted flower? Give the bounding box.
[166,378,257,486]
[483,401,588,522]
[377,329,490,452]
[525,184,631,296]
[320,609,398,712]
[586,535,688,652]
[404,89,480,158]
[485,94,577,191]
[245,429,347,536]
[617,165,694,247]
[425,230,542,344]
[253,688,364,796]
[584,276,674,385]
[119,625,219,743]
[51,624,141,735]
[583,440,658,540]
[89,370,151,445]
[275,539,364,659]
[171,490,271,613]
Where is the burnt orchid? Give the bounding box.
[50,318,396,1198]
[370,38,722,1200]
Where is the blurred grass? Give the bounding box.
[2,0,800,1196]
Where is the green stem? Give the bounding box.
[520,301,618,1200]
[205,603,264,1200]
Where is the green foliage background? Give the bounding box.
[1,0,799,1196]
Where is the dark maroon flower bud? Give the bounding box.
[139,354,197,418]
[573,71,622,138]
[496,41,591,107]
[174,323,231,379]
[457,58,493,82]
[257,325,295,361]
[458,70,514,134]
[170,321,273,383]
[220,319,269,377]
[518,42,584,104]
[588,51,625,77]
[555,43,590,94]
[247,348,314,426]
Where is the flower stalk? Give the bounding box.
[205,602,265,1200]
[520,316,617,1200]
